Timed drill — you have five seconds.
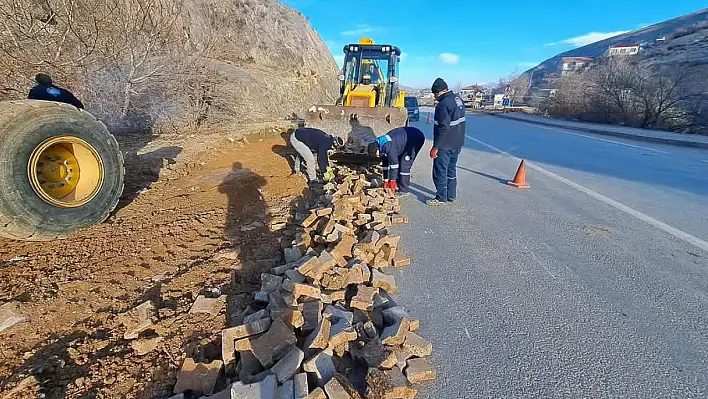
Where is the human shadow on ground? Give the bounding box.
[132,161,307,397]
[456,165,509,185]
[271,131,299,175]
[214,161,310,387]
[407,182,436,204]
[104,159,284,398]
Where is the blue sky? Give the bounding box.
[283,0,703,89]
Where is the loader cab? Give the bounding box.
[339,38,404,109]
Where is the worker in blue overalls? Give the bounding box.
[368,126,426,195]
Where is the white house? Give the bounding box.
[608,43,640,56]
[561,57,594,75]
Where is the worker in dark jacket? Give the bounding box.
[289,127,343,184]
[28,73,84,109]
[428,77,466,206]
[368,126,425,195]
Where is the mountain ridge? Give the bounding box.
[525,8,708,87]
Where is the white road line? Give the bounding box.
[525,244,556,279]
[466,134,708,254]
[507,119,669,154]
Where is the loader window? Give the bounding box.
[344,56,359,84]
[343,48,396,85]
[363,64,379,83]
[362,60,388,84]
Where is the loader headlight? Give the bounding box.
[338,75,345,81]
[414,110,419,114]
[389,76,398,83]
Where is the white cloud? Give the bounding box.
[557,31,629,47]
[439,53,460,65]
[340,24,381,37]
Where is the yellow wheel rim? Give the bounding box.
[28,136,104,208]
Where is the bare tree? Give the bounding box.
[635,67,701,129]
[549,73,589,116]
[508,73,531,106]
[0,0,118,98]
[549,57,706,134]
[98,0,183,119]
[588,57,643,124]
[0,0,113,67]
[0,0,338,136]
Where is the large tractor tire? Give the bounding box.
[0,100,124,241]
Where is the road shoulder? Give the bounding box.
[493,112,708,149]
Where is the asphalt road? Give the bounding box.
[391,114,708,398]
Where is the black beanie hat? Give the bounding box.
[35,73,52,86]
[431,78,448,94]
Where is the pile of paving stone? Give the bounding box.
[172,164,435,399]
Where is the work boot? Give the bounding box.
[397,191,412,198]
[425,198,446,206]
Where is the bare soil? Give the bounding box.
[0,130,311,398]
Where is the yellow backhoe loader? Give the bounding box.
[306,38,408,153]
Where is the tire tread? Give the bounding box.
[0,100,123,241]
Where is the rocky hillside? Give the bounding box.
[178,0,340,124]
[526,8,708,87]
[0,0,339,132]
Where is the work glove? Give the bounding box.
[323,167,335,182]
[382,181,391,189]
[430,148,438,159]
[389,181,398,191]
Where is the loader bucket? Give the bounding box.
[305,105,408,153]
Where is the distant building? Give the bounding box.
[607,43,640,56]
[459,85,487,108]
[561,57,594,75]
[459,85,486,97]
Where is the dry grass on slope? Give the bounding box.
[0,0,339,135]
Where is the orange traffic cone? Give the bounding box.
[426,112,431,124]
[508,159,530,189]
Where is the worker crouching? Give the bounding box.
[368,126,425,195]
[289,127,344,185]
